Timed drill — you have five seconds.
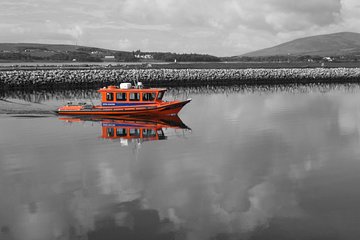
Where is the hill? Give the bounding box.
[241,32,360,57]
[0,43,92,52]
[0,43,220,62]
[0,43,129,62]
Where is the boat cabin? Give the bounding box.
[98,83,166,107]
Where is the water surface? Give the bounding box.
[1,84,360,240]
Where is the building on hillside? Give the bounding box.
[134,54,153,59]
[103,55,116,62]
[323,57,333,62]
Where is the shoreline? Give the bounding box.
[2,67,360,90]
[1,60,360,69]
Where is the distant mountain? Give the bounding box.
[242,32,360,57]
[0,43,220,62]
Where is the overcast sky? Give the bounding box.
[0,0,359,56]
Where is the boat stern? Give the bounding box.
[56,105,84,115]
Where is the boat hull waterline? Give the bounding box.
[56,99,191,116]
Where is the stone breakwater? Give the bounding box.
[1,68,360,89]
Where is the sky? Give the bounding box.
[0,0,359,56]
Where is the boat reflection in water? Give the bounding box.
[59,114,191,145]
[56,115,191,239]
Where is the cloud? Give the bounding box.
[0,0,358,55]
[118,38,132,49]
[58,25,83,40]
[10,26,30,34]
[108,0,341,31]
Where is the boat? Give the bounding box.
[59,114,190,142]
[56,82,191,116]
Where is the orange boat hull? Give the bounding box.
[56,99,191,116]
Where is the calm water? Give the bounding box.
[1,84,360,240]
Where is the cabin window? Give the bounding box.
[142,92,156,101]
[157,92,164,100]
[116,93,127,101]
[129,128,140,137]
[116,128,127,137]
[106,92,114,101]
[107,128,114,137]
[130,92,140,101]
[142,129,156,137]
[157,129,165,139]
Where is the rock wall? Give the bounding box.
[1,68,360,89]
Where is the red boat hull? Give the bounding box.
[56,99,191,116]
